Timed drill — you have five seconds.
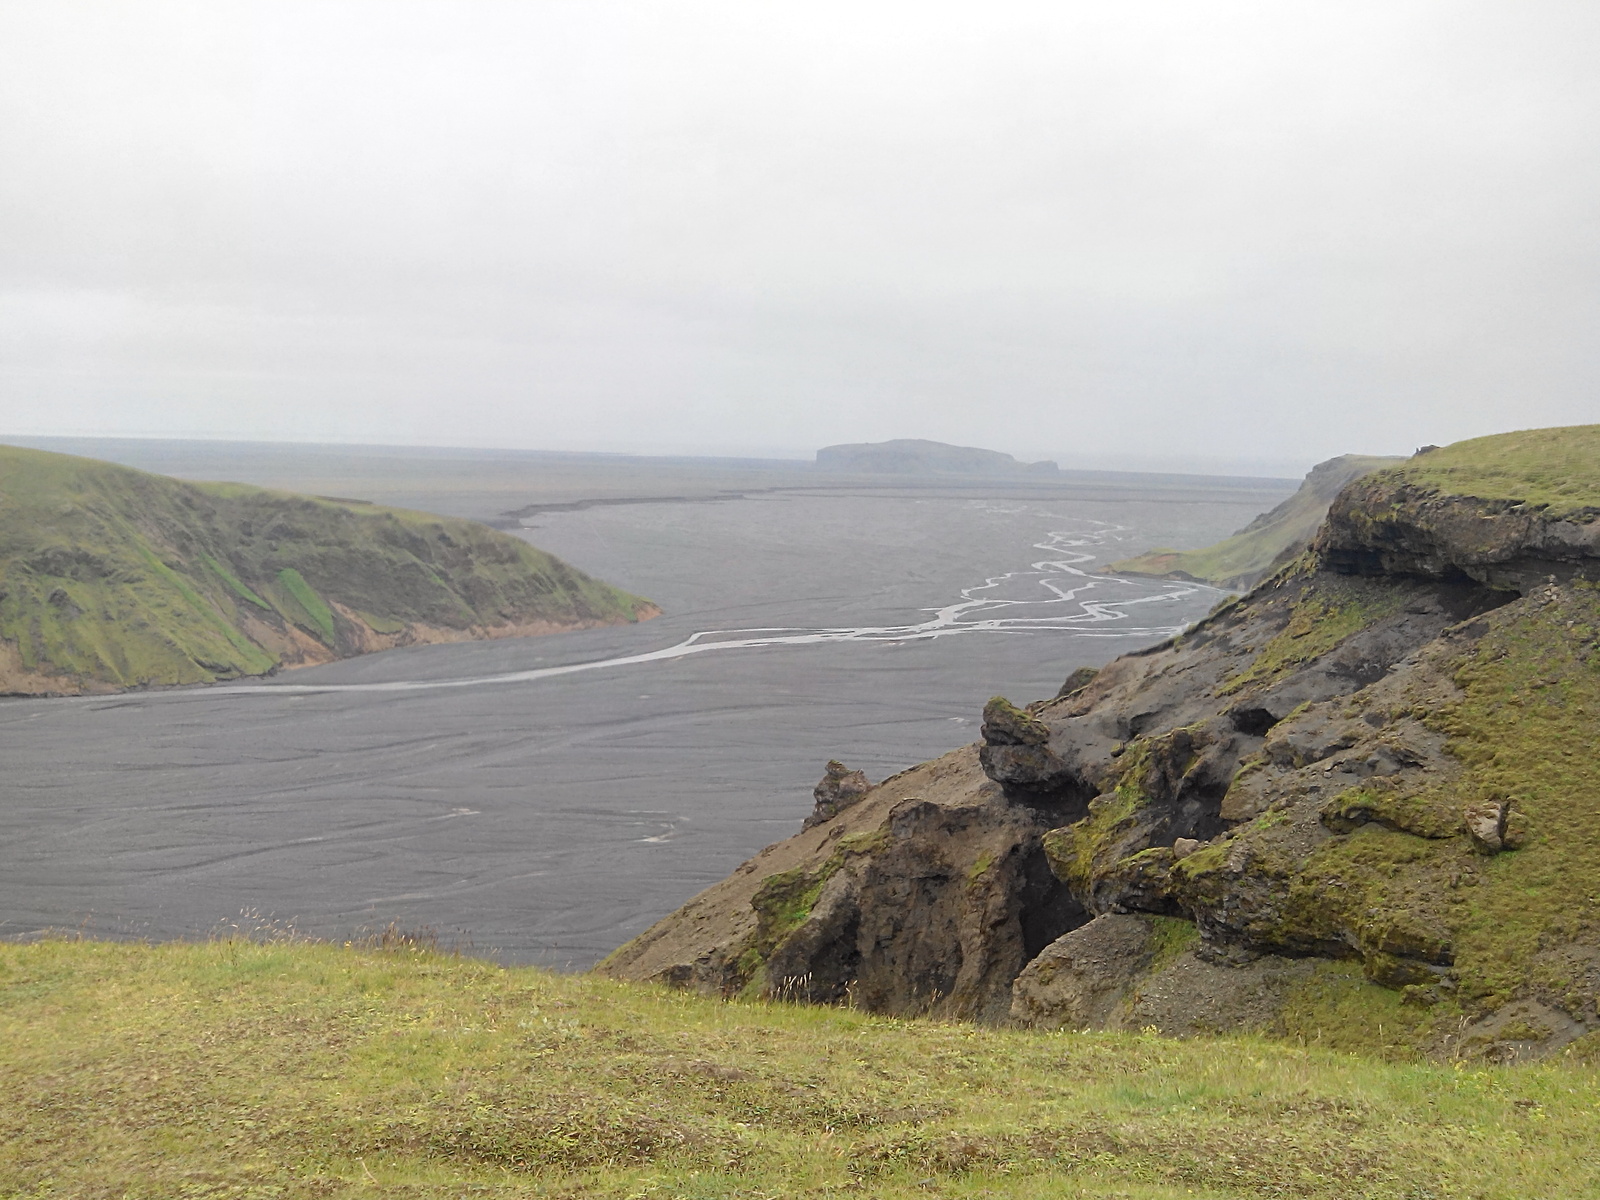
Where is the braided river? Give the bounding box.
[0,481,1285,965]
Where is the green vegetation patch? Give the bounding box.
[1175,581,1600,1050]
[3,938,1600,1198]
[355,609,407,635]
[1043,741,1155,893]
[1320,782,1462,839]
[736,828,891,994]
[748,865,836,961]
[275,566,337,643]
[1047,727,1231,899]
[1424,580,1600,1010]
[1277,959,1459,1058]
[1144,915,1200,972]
[1383,424,1600,517]
[966,849,997,888]
[1222,575,1407,695]
[200,551,270,609]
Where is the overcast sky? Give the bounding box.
[2,1,1597,473]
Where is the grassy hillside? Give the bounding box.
[1381,424,1600,516]
[0,444,655,694]
[1108,453,1402,588]
[4,938,1599,1198]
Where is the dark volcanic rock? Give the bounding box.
[1056,665,1099,698]
[978,695,1089,805]
[598,746,1088,1022]
[1318,477,1600,592]
[1010,913,1166,1028]
[803,760,872,830]
[765,795,1086,1021]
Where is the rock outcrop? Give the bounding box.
[1318,480,1600,591]
[602,425,1600,1062]
[803,761,873,829]
[597,747,1086,1022]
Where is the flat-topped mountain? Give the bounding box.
[0,444,656,695]
[816,438,1059,476]
[602,424,1600,1062]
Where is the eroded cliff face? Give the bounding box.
[601,428,1600,1060]
[1319,476,1600,591]
[597,747,1085,1022]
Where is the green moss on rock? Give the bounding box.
[1222,576,1406,695]
[1042,741,1155,894]
[1423,581,1600,1008]
[1319,783,1461,839]
[733,823,893,996]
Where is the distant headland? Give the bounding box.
[815,438,1059,476]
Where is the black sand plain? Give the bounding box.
[0,441,1293,966]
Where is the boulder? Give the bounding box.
[1010,914,1161,1028]
[803,760,873,829]
[1464,800,1505,853]
[977,695,1088,802]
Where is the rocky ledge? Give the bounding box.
[599,426,1600,1062]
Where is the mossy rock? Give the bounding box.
[1319,784,1460,839]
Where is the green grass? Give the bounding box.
[1383,424,1600,516]
[1428,580,1600,1010]
[1167,578,1600,1052]
[1143,916,1200,972]
[199,551,271,609]
[275,566,338,643]
[0,443,654,691]
[4,938,1600,1198]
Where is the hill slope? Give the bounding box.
[4,938,1598,1198]
[1107,453,1404,588]
[602,425,1600,1062]
[0,444,656,695]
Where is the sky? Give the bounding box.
[2,1,1598,475]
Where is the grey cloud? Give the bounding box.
[2,0,1597,470]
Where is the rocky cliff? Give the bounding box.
[600,425,1600,1061]
[0,444,657,695]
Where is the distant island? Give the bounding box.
[816,438,1059,476]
